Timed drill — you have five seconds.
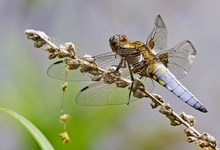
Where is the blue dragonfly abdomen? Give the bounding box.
[150,63,207,113]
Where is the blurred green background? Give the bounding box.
[0,0,220,150]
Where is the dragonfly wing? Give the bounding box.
[47,52,122,81]
[93,52,122,70]
[47,60,94,81]
[76,76,154,106]
[158,40,197,79]
[76,81,132,106]
[146,15,167,53]
[142,77,154,92]
[122,68,155,92]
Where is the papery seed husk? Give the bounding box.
[116,80,130,88]
[91,75,102,81]
[48,53,58,59]
[34,42,43,48]
[133,89,146,98]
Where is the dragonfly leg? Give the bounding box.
[127,62,134,105]
[115,57,126,72]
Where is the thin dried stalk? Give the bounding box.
[25,29,219,149]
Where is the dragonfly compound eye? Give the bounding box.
[118,34,128,42]
[109,35,121,51]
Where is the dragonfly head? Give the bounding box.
[109,34,128,52]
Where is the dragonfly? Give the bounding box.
[47,15,207,113]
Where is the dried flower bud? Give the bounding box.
[46,45,57,53]
[179,112,195,126]
[152,94,164,103]
[58,51,72,58]
[65,59,81,70]
[62,82,68,92]
[159,103,172,115]
[131,79,145,92]
[196,140,210,148]
[48,53,58,59]
[34,42,44,48]
[199,133,217,149]
[108,66,117,72]
[59,131,71,143]
[64,42,75,53]
[184,128,197,137]
[186,136,197,143]
[170,119,181,126]
[116,78,130,88]
[25,29,49,45]
[133,89,146,98]
[59,113,71,124]
[80,60,97,73]
[91,75,103,81]
[150,101,159,109]
[103,66,121,84]
[83,54,95,63]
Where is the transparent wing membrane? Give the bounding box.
[76,81,133,106]
[123,69,155,92]
[47,52,122,81]
[46,15,196,107]
[158,41,197,79]
[76,77,154,106]
[47,60,92,81]
[93,52,122,70]
[146,15,167,53]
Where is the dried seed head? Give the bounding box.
[62,82,68,92]
[59,113,71,124]
[132,79,145,92]
[25,29,49,48]
[116,78,130,88]
[34,41,45,48]
[80,61,97,73]
[48,53,58,59]
[103,74,117,84]
[108,66,117,72]
[159,103,172,115]
[150,101,159,109]
[199,133,217,149]
[88,70,99,76]
[64,42,75,54]
[179,112,196,126]
[58,51,72,58]
[83,54,95,63]
[186,136,197,143]
[205,134,216,144]
[25,29,76,59]
[196,140,210,148]
[170,119,181,126]
[59,131,71,143]
[65,59,81,70]
[184,128,197,137]
[91,75,103,81]
[46,45,57,53]
[133,89,147,98]
[103,66,121,84]
[152,94,164,103]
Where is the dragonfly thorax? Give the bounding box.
[126,54,144,66]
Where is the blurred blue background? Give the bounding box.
[0,0,219,149]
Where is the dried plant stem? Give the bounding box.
[25,29,218,149]
[143,90,218,150]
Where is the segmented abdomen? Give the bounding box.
[150,63,207,113]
